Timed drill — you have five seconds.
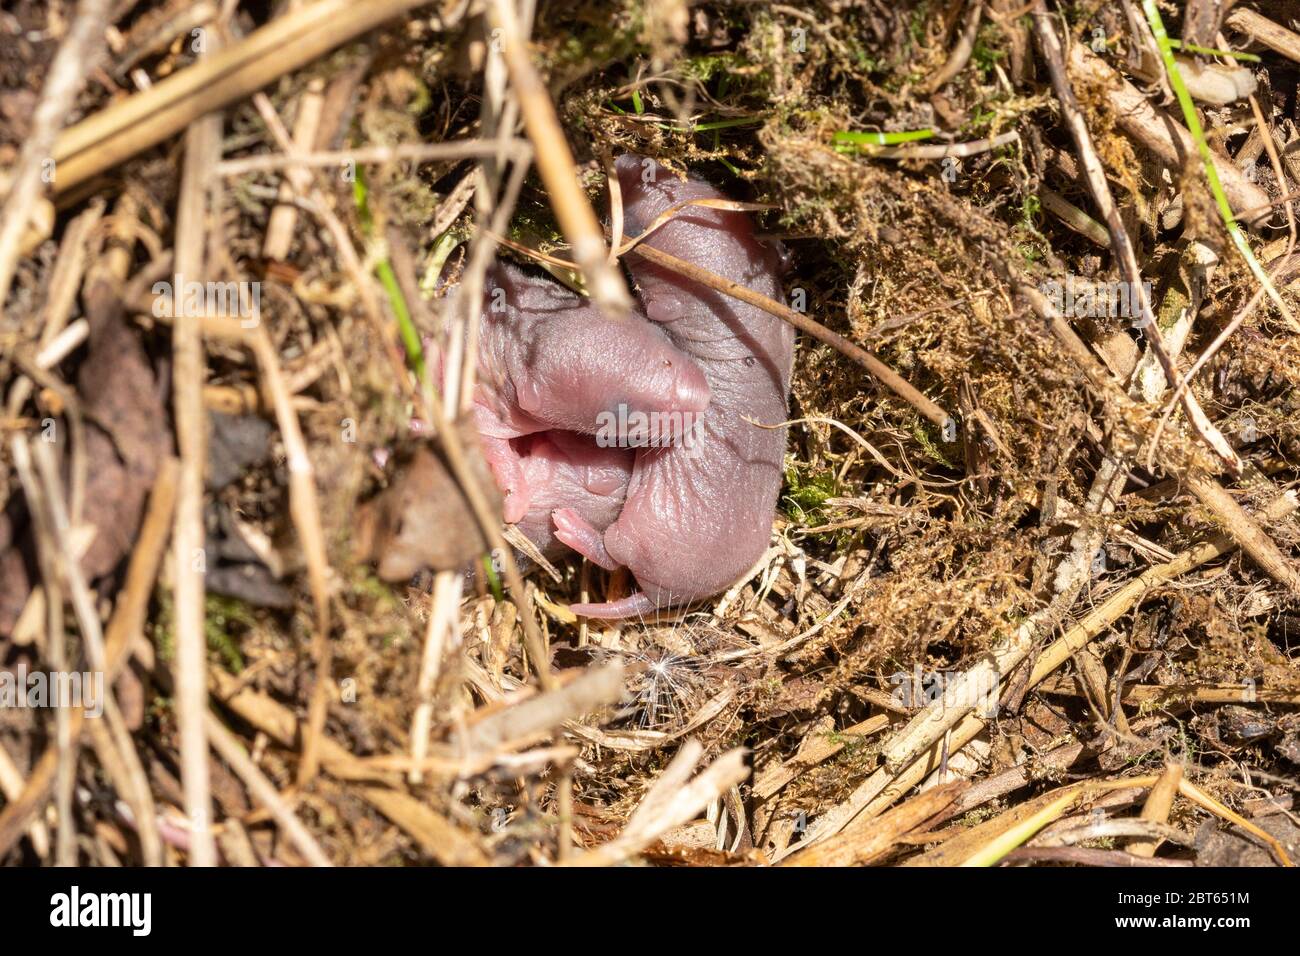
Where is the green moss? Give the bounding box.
[823,728,877,757]
[969,109,998,137]
[545,3,643,86]
[782,463,839,522]
[842,36,880,73]
[151,590,251,673]
[151,591,175,663]
[911,420,958,468]
[908,1,932,46]
[351,569,401,612]
[971,23,1007,81]
[1020,193,1042,228]
[682,52,752,85]
[203,595,253,673]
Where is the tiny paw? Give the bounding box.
[552,508,621,571]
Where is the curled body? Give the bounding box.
[465,260,708,530]
[561,155,795,618]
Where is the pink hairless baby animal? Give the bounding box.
[465,260,707,539]
[554,155,795,618]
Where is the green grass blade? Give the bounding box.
[1142,1,1293,328]
[833,128,935,148]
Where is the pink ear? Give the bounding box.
[642,287,689,325]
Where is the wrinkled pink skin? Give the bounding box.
[509,431,633,558]
[468,261,706,533]
[562,156,795,618]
